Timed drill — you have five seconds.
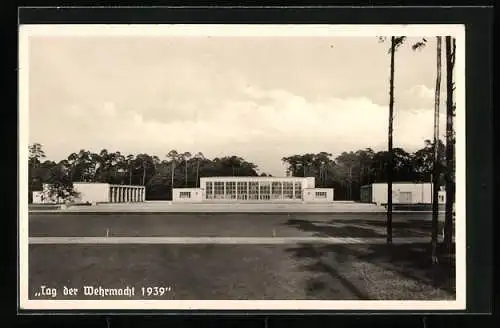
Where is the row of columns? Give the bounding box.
[109,185,146,203]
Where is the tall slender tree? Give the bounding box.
[126,154,134,185]
[431,36,443,264]
[194,152,205,188]
[386,36,397,244]
[183,152,192,187]
[28,143,46,202]
[444,36,456,252]
[380,36,427,244]
[29,143,46,167]
[167,150,179,199]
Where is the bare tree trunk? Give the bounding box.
[348,166,353,200]
[387,36,396,245]
[431,36,443,264]
[444,36,456,252]
[185,161,188,187]
[171,162,175,200]
[196,160,200,188]
[142,164,146,186]
[325,166,328,186]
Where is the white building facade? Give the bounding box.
[360,182,446,206]
[32,182,146,204]
[172,176,334,203]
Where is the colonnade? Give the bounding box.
[109,185,146,203]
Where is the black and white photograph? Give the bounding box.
[19,24,465,310]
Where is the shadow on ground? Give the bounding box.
[295,244,371,299]
[285,218,437,238]
[285,218,385,238]
[285,242,455,299]
[284,218,455,299]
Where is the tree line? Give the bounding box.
[28,139,447,202]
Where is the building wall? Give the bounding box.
[73,183,110,203]
[359,185,372,203]
[32,190,64,204]
[32,184,65,204]
[305,177,316,189]
[32,191,43,204]
[172,188,204,202]
[178,176,334,203]
[303,188,334,202]
[368,183,445,205]
[437,190,446,204]
[32,183,146,204]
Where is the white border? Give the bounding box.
[19,24,466,311]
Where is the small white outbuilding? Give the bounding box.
[360,182,446,206]
[32,182,146,204]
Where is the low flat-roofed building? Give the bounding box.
[32,182,146,204]
[172,176,334,203]
[359,182,446,206]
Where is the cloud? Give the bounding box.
[30,85,446,176]
[27,36,448,176]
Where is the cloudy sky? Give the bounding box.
[27,33,446,176]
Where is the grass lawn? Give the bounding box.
[29,213,447,239]
[29,243,455,301]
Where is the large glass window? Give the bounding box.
[214,182,224,199]
[259,182,271,200]
[249,182,259,200]
[237,182,248,200]
[205,182,213,199]
[271,181,282,199]
[294,182,302,199]
[226,182,236,199]
[283,182,294,199]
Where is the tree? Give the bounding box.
[443,36,456,253]
[281,155,302,177]
[29,143,46,166]
[125,154,135,185]
[379,36,427,244]
[335,151,359,200]
[167,150,179,199]
[413,139,446,183]
[431,36,443,264]
[28,143,46,202]
[44,162,80,203]
[194,152,205,187]
[66,152,78,181]
[384,36,399,244]
[30,144,454,203]
[182,152,192,187]
[381,36,402,244]
[135,154,155,186]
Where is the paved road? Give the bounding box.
[29,212,445,238]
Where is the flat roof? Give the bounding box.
[361,182,434,187]
[200,176,313,180]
